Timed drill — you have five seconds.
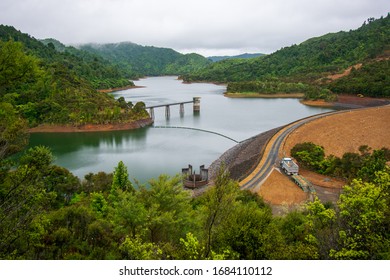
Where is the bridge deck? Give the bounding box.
[145,100,194,109]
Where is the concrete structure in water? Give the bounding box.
[182,164,209,189]
[145,97,201,120]
[193,97,201,112]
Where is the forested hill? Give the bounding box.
[182,14,390,98]
[0,25,150,152]
[208,53,265,62]
[0,25,132,89]
[78,42,212,77]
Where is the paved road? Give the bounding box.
[239,111,340,191]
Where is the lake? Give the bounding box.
[28,76,332,184]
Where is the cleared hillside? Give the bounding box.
[282,106,390,158]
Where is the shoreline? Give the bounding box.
[225,92,390,108]
[28,118,154,133]
[224,92,304,98]
[97,85,145,93]
[300,99,334,107]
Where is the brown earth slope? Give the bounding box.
[282,105,390,158]
[259,169,308,205]
[258,105,389,211]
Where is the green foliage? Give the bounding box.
[119,235,162,260]
[330,173,390,259]
[198,166,241,258]
[208,53,265,62]
[1,143,389,260]
[306,197,336,230]
[179,232,203,260]
[303,87,337,102]
[90,192,108,217]
[212,200,274,259]
[0,26,134,90]
[272,211,320,259]
[111,161,133,194]
[0,146,55,258]
[227,80,311,94]
[291,142,326,171]
[0,40,42,95]
[110,190,147,238]
[79,42,211,77]
[183,15,390,100]
[140,174,196,244]
[184,15,390,84]
[0,101,29,158]
[291,142,390,181]
[82,172,113,193]
[0,27,150,131]
[44,165,81,207]
[227,80,337,101]
[19,145,53,170]
[328,60,390,97]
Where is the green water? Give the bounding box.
[28,76,332,183]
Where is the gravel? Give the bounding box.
[209,127,282,181]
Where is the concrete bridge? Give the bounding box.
[145,97,201,119]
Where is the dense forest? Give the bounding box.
[0,26,150,139]
[1,141,389,260]
[183,15,390,99]
[0,25,133,90]
[79,42,211,78]
[208,53,265,62]
[328,59,390,97]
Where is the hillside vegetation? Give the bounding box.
[0,25,133,90]
[1,146,389,260]
[0,26,149,158]
[79,42,211,78]
[208,53,265,62]
[183,15,390,99]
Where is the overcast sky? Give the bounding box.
[0,0,388,56]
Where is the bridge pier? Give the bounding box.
[193,97,200,112]
[165,105,170,119]
[179,103,184,117]
[145,97,200,120]
[149,108,155,120]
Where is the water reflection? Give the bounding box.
[29,76,333,183]
[29,127,148,154]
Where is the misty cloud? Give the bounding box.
[0,0,388,56]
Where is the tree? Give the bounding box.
[199,166,241,258]
[212,200,273,259]
[140,174,196,244]
[44,165,81,207]
[275,211,319,259]
[119,235,162,260]
[330,171,390,259]
[117,97,128,109]
[357,149,388,182]
[0,146,55,258]
[90,192,108,217]
[291,142,326,171]
[19,145,53,170]
[0,40,41,95]
[110,190,147,238]
[0,102,29,159]
[111,161,133,194]
[305,198,337,258]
